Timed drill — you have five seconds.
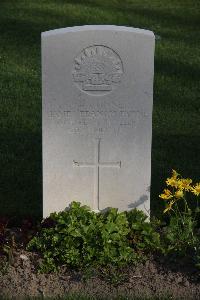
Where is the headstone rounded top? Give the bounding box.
[42,25,155,38]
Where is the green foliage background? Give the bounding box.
[0,0,200,220]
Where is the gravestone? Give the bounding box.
[42,25,155,217]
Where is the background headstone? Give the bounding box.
[42,25,155,217]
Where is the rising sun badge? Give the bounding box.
[72,45,124,96]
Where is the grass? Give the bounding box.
[0,0,200,221]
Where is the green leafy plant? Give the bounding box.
[126,209,162,255]
[27,202,135,273]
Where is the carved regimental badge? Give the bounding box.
[72,45,123,95]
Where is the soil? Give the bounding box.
[0,249,200,299]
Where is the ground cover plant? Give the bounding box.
[0,0,200,220]
[24,171,200,276]
[27,202,142,274]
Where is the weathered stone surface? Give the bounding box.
[42,25,155,217]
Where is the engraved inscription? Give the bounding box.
[73,139,121,211]
[72,45,123,96]
[49,105,148,137]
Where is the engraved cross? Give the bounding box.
[73,139,121,211]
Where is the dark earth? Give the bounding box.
[0,249,200,299]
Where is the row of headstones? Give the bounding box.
[42,25,155,217]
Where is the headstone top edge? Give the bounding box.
[41,25,154,38]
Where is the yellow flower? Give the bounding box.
[159,189,173,200]
[191,183,200,196]
[177,178,192,191]
[174,189,184,198]
[163,200,175,213]
[172,169,179,179]
[166,177,179,188]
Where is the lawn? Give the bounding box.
[0,0,200,221]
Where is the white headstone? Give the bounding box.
[42,25,155,217]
